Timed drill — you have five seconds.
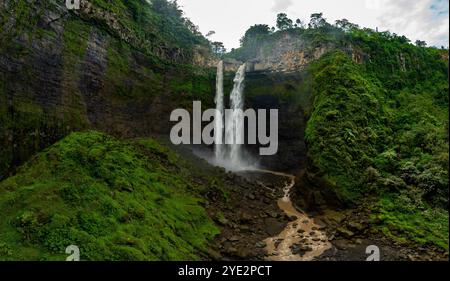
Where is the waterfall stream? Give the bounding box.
[214,62,248,170]
[214,61,224,159]
[225,63,246,166]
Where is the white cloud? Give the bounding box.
[377,0,449,47]
[272,0,294,12]
[177,0,449,49]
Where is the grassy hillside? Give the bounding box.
[0,131,220,260]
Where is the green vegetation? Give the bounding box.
[226,12,448,250]
[0,131,219,260]
[373,194,448,249]
[306,51,387,201]
[85,0,210,63]
[305,48,448,249]
[0,0,448,258]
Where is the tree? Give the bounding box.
[309,13,327,29]
[205,31,215,38]
[276,13,293,30]
[335,19,359,31]
[211,41,226,55]
[240,24,271,46]
[415,40,427,47]
[182,18,201,35]
[295,19,305,29]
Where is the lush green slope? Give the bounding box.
[0,131,219,260]
[306,51,448,249]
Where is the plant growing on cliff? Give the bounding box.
[306,48,448,249]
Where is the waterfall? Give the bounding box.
[212,62,248,170]
[225,63,246,166]
[214,61,224,159]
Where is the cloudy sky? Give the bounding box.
[177,0,449,50]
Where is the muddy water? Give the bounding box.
[252,170,332,261]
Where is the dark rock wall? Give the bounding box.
[224,71,313,173]
[0,1,216,179]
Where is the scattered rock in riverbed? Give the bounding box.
[255,241,267,249]
[337,227,355,238]
[291,244,313,255]
[264,218,286,236]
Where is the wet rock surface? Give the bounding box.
[205,171,288,260]
[202,164,448,261]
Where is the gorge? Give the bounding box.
[0,0,448,261]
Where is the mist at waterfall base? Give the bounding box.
[193,62,260,172]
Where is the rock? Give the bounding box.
[236,248,250,259]
[274,239,283,248]
[348,222,366,232]
[207,249,223,261]
[247,193,256,200]
[255,241,267,249]
[239,212,252,223]
[267,211,279,218]
[239,225,250,232]
[326,211,346,224]
[291,244,313,255]
[313,191,327,206]
[226,173,235,181]
[229,236,240,242]
[333,240,349,250]
[314,218,328,229]
[216,216,230,226]
[337,227,355,238]
[223,246,238,255]
[264,218,285,236]
[286,215,297,222]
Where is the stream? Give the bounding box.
[249,169,331,261]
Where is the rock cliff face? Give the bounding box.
[222,33,366,73]
[0,0,216,178]
[219,70,313,172]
